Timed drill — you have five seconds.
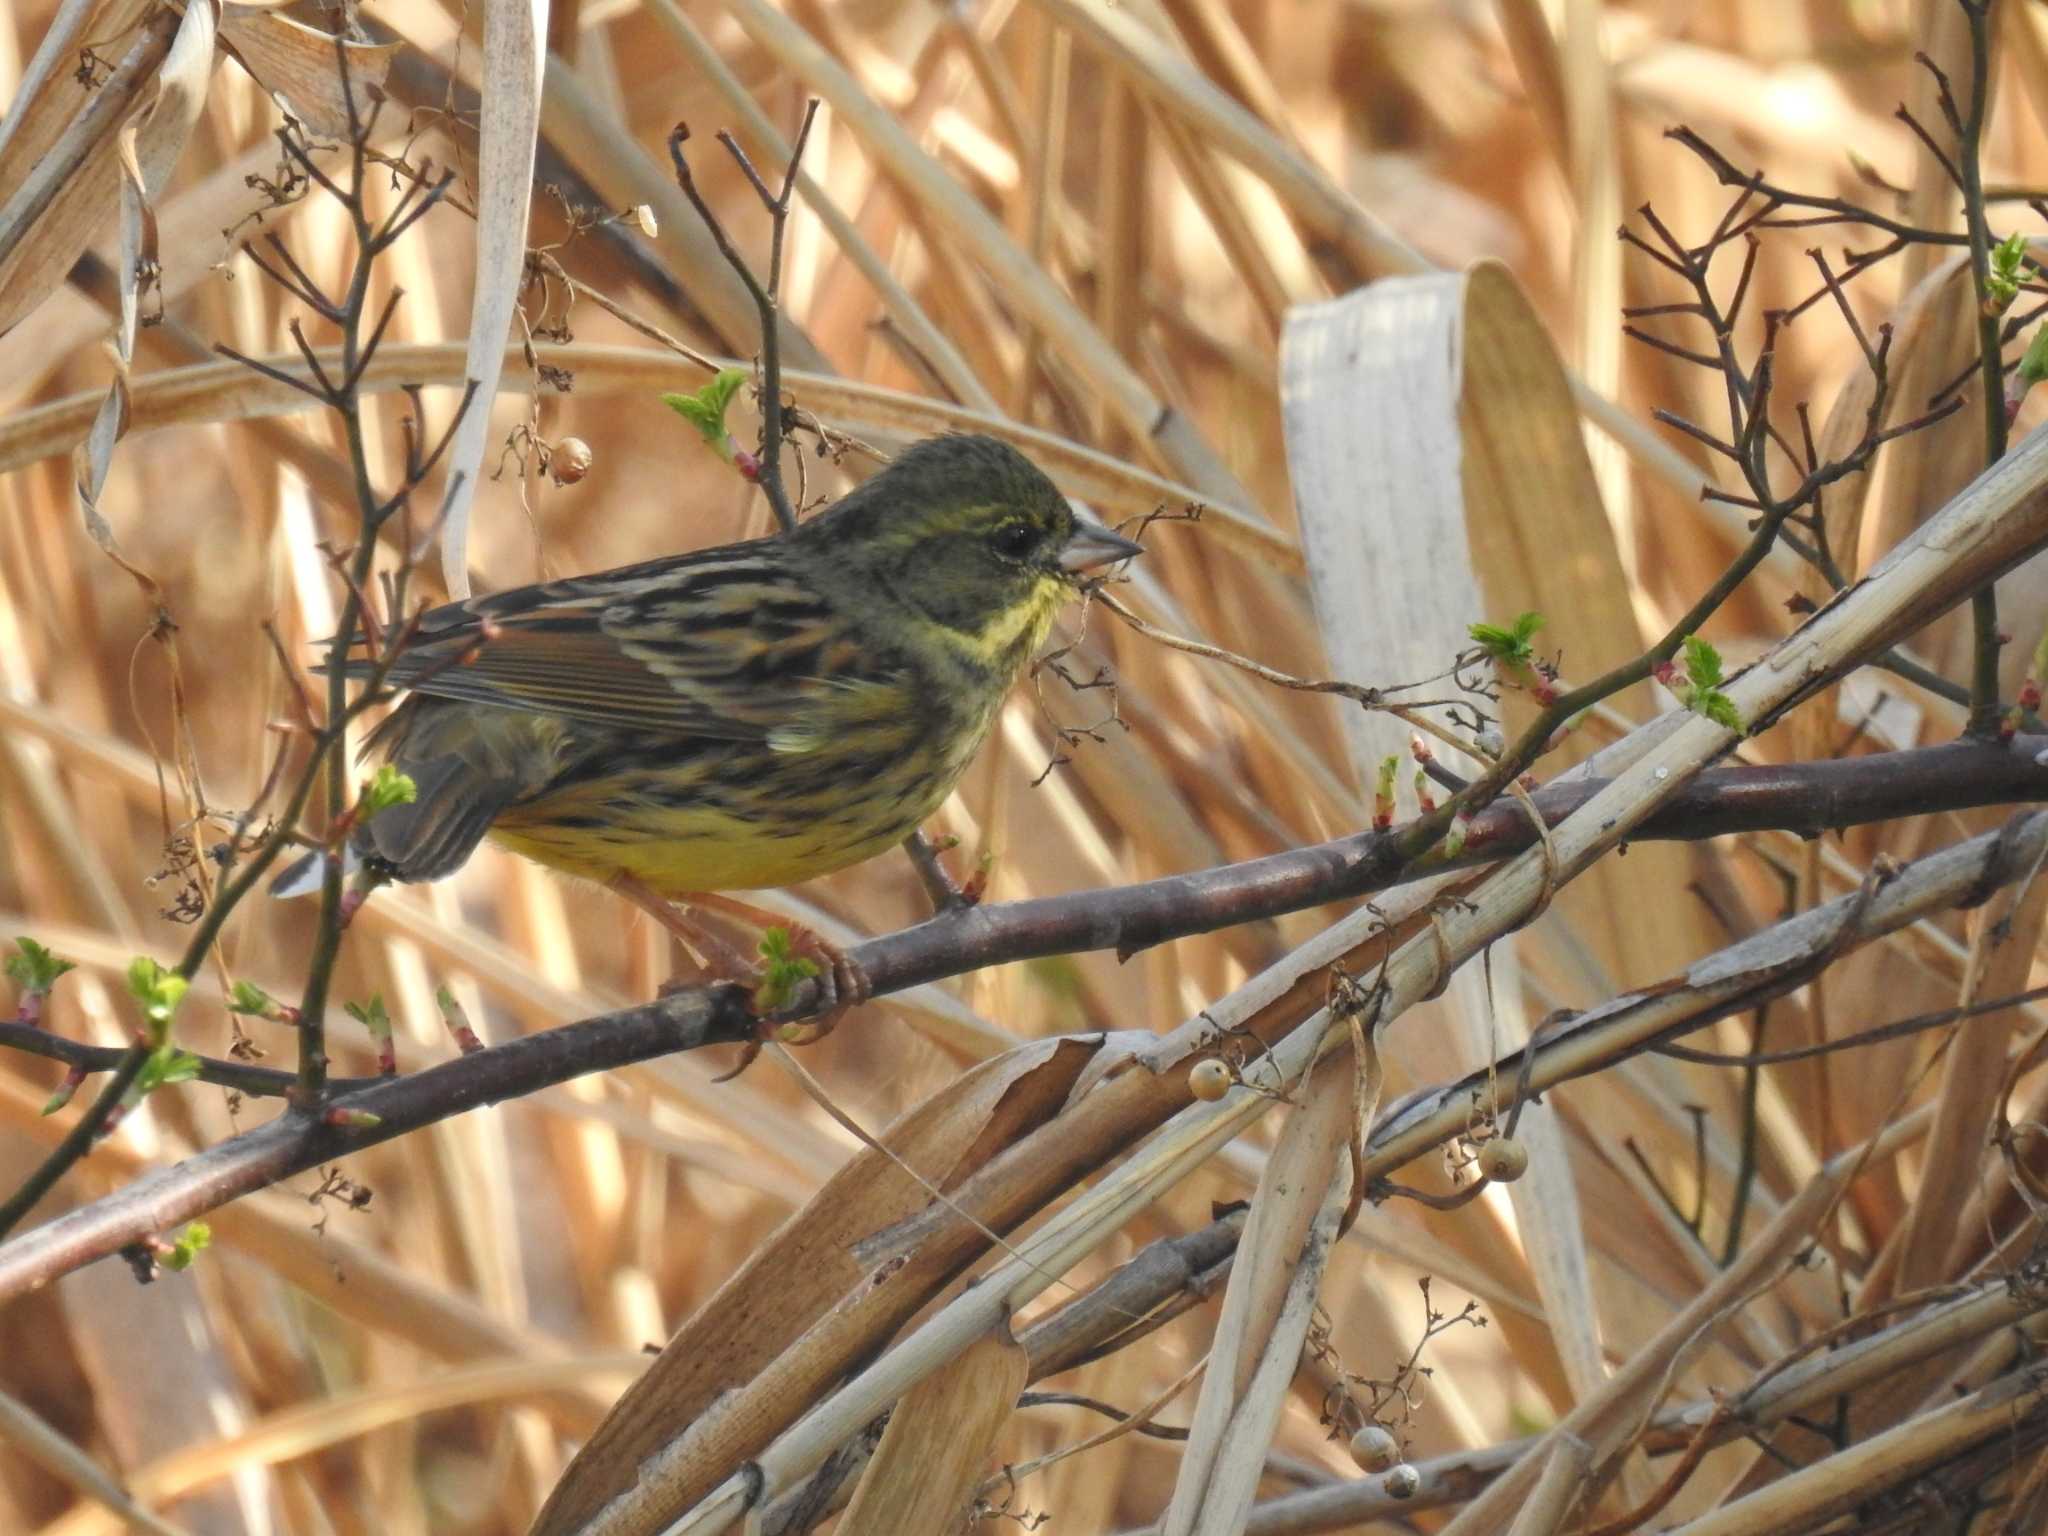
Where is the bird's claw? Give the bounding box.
[714,931,869,1082]
[762,948,871,1037]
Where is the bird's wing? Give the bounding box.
[341,555,918,741]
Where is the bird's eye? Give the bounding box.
[992,521,1038,559]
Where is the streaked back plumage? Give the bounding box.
[343,435,1121,895]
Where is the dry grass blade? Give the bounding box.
[645,0,995,414]
[0,343,1295,570]
[213,15,400,139]
[721,0,1250,504]
[1877,871,2048,1299]
[662,1012,1346,1536]
[833,1326,1029,1536]
[32,1356,650,1536]
[1281,264,1671,1414]
[532,1036,1102,1534]
[1663,1369,2048,1536]
[1439,1116,1918,1534]
[0,1388,189,1536]
[435,0,545,597]
[0,7,178,333]
[0,1075,619,1430]
[1160,1050,1358,1536]
[0,0,133,169]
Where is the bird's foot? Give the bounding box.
[612,876,869,1080]
[752,921,872,1040]
[709,926,871,1082]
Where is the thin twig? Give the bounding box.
[665,102,821,534]
[1943,5,2010,734]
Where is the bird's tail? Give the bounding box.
[269,755,524,896]
[365,753,524,882]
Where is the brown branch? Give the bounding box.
[0,1023,376,1099]
[1654,982,2048,1067]
[9,746,2048,1292]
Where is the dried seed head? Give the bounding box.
[1349,1423,1399,1472]
[550,437,594,486]
[1478,1136,1528,1183]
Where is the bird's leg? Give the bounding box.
[607,876,869,1054]
[609,874,759,981]
[679,891,872,1044]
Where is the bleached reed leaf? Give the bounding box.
[0,7,179,337]
[1280,265,1633,1406]
[722,0,1251,507]
[1161,1052,1357,1536]
[437,0,546,599]
[533,1035,1103,1536]
[0,0,143,175]
[215,9,400,139]
[0,345,1297,572]
[76,0,217,556]
[836,1327,1028,1536]
[1282,257,1711,957]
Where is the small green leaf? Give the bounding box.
[7,938,76,995]
[435,984,484,1052]
[228,979,299,1028]
[158,1221,212,1271]
[1681,634,1725,691]
[228,981,274,1016]
[1658,637,1743,732]
[360,764,417,820]
[133,1044,203,1097]
[1695,690,1744,732]
[1989,232,2030,311]
[125,956,188,1034]
[40,1067,84,1115]
[1469,612,1544,666]
[342,995,392,1036]
[752,927,821,1015]
[662,369,750,458]
[345,994,396,1072]
[2021,326,2048,390]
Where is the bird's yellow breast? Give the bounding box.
[484,730,968,895]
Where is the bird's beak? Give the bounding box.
[1059,519,1146,574]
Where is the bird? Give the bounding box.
[293,433,1143,1031]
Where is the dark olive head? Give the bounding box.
[802,435,1142,644]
